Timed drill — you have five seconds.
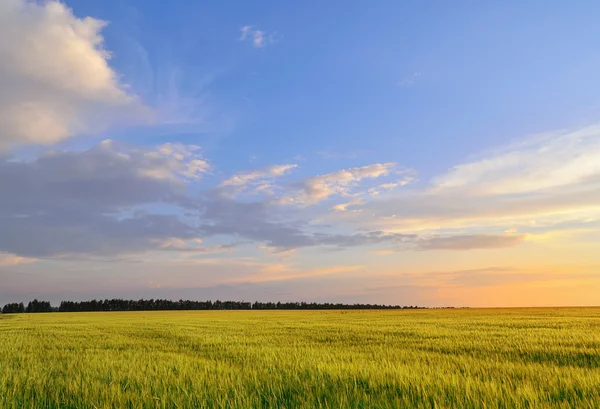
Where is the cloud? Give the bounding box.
[0,145,409,258]
[1,139,208,212]
[0,141,208,258]
[432,125,600,196]
[317,231,417,249]
[0,0,149,149]
[219,164,297,197]
[257,245,297,261]
[289,163,397,205]
[195,191,423,252]
[196,194,316,249]
[221,164,297,187]
[357,125,600,233]
[143,142,210,180]
[415,234,525,251]
[159,239,237,254]
[330,199,364,212]
[368,176,415,196]
[0,253,36,267]
[317,232,523,252]
[240,25,275,48]
[4,123,597,261]
[397,72,421,86]
[217,162,401,207]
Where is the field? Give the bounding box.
[1,309,600,408]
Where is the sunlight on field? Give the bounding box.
[1,309,600,408]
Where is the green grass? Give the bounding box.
[1,308,600,408]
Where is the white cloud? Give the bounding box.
[330,199,364,212]
[368,176,415,196]
[219,164,297,197]
[293,163,396,204]
[433,125,600,196]
[354,125,600,234]
[221,164,297,187]
[240,25,276,48]
[143,142,210,181]
[0,0,148,150]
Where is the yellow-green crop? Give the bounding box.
[1,308,599,408]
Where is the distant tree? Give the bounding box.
[25,299,52,313]
[2,303,25,314]
[7,298,419,313]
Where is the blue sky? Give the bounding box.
[67,0,600,178]
[2,0,600,307]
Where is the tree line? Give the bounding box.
[2,300,52,314]
[2,298,424,313]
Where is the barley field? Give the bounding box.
[1,308,599,408]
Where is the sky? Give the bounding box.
[1,0,600,307]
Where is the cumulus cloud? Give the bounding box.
[142,143,210,181]
[196,195,315,249]
[0,0,148,149]
[0,140,534,259]
[0,141,208,258]
[0,144,410,258]
[3,0,586,272]
[7,120,596,260]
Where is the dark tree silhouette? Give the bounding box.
[25,299,52,313]
[55,299,418,312]
[2,298,424,313]
[1,302,25,314]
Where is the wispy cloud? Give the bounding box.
[221,164,297,187]
[368,175,416,196]
[350,125,600,236]
[415,234,525,251]
[0,253,36,267]
[240,25,276,48]
[330,199,364,212]
[219,164,298,197]
[432,125,600,195]
[397,72,421,86]
[289,163,397,205]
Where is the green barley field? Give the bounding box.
[1,309,600,409]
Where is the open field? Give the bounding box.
[1,309,600,408]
